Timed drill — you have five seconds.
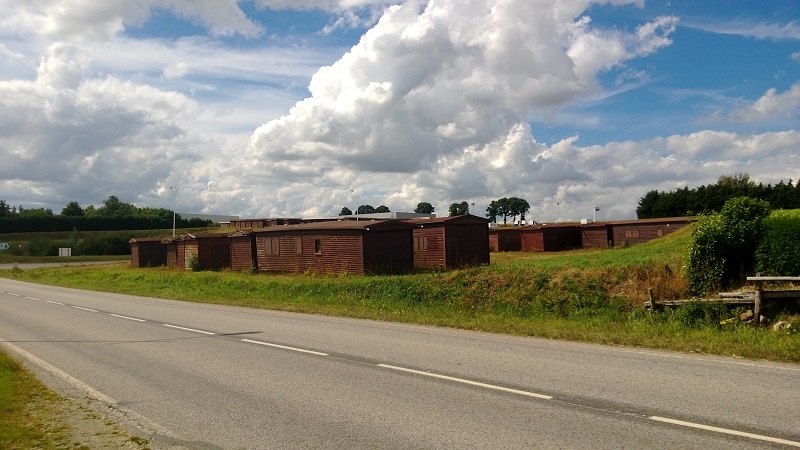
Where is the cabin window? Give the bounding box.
[624,230,640,239]
[266,238,280,255]
[414,236,429,251]
[295,237,303,255]
[314,238,321,255]
[656,229,663,237]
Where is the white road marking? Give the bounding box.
[163,324,215,335]
[46,300,65,305]
[25,296,39,300]
[241,339,329,356]
[623,349,800,372]
[378,364,553,400]
[650,416,800,447]
[109,314,146,322]
[72,306,98,312]
[7,292,20,296]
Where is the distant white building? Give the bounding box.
[339,212,436,220]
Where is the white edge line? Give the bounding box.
[162,324,215,335]
[72,306,98,312]
[46,300,65,305]
[109,314,146,323]
[241,339,328,356]
[650,416,800,447]
[378,364,553,400]
[0,340,180,439]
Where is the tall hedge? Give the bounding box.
[688,197,771,296]
[756,209,800,276]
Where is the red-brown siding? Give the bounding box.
[408,215,490,269]
[520,225,582,252]
[229,231,256,271]
[129,238,166,268]
[182,234,230,270]
[488,228,521,252]
[253,220,415,275]
[580,224,613,249]
[610,218,693,246]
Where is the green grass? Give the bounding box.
[2,226,798,363]
[0,350,70,449]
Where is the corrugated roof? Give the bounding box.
[251,219,414,233]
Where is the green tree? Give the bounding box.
[339,207,352,216]
[375,205,391,213]
[414,202,434,214]
[0,200,9,217]
[61,201,84,217]
[507,197,530,224]
[97,195,135,217]
[356,205,375,215]
[448,201,469,216]
[486,200,499,223]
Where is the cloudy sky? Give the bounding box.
[1,0,799,222]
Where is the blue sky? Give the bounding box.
[1,0,798,222]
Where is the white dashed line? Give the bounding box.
[163,324,215,335]
[241,339,329,356]
[25,296,39,300]
[109,314,146,322]
[7,292,20,296]
[650,416,800,447]
[378,364,553,400]
[72,306,98,312]
[46,300,65,305]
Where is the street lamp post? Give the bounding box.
[170,187,176,238]
[556,202,560,223]
[594,206,599,222]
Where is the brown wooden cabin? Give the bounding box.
[406,215,490,270]
[520,224,582,252]
[609,217,694,247]
[129,238,166,268]
[181,232,231,271]
[161,237,181,269]
[488,227,522,252]
[228,229,257,271]
[229,218,301,229]
[252,220,414,275]
[579,222,613,249]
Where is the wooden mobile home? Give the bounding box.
[229,229,257,271]
[609,217,695,247]
[488,227,522,252]
[253,220,415,275]
[181,233,231,271]
[129,238,166,268]
[407,215,490,270]
[520,224,582,252]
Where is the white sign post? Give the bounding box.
[59,247,72,257]
[0,243,9,251]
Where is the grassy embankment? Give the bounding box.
[1,225,798,362]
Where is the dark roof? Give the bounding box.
[252,219,415,233]
[228,229,254,238]
[604,216,696,226]
[185,232,230,240]
[404,214,490,226]
[128,237,167,243]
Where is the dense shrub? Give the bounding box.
[756,209,800,276]
[688,197,771,296]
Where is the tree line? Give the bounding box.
[637,174,800,219]
[0,196,212,233]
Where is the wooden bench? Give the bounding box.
[747,276,800,324]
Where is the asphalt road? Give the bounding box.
[1,278,798,449]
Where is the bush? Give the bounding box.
[688,197,771,296]
[756,209,800,276]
